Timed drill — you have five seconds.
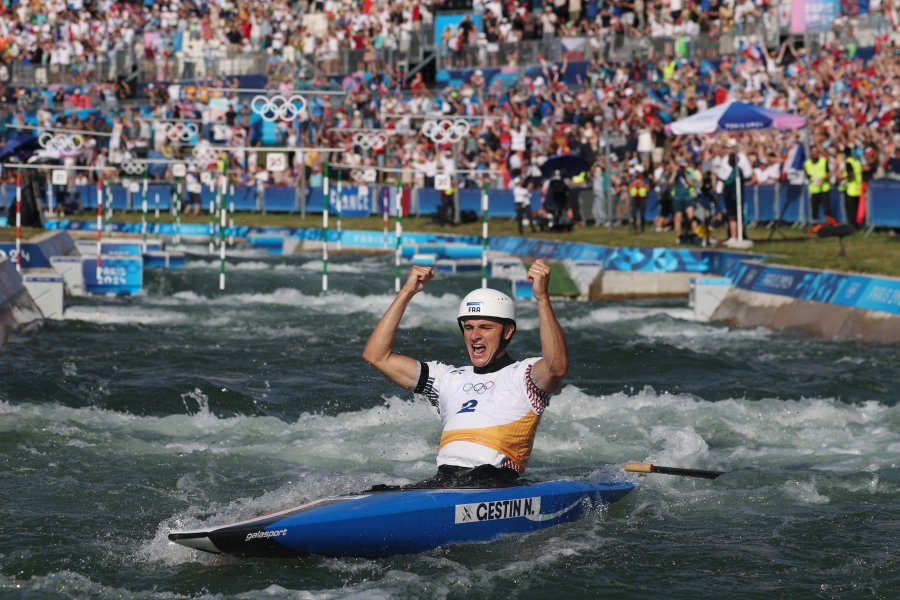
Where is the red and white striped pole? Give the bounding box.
[15,172,21,274]
[96,175,103,282]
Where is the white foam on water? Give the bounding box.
[565,305,697,326]
[142,287,463,330]
[297,259,378,274]
[0,571,191,600]
[63,305,188,326]
[634,319,772,347]
[184,246,269,259]
[781,479,831,504]
[537,386,900,484]
[184,259,278,271]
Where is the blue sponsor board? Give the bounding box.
[84,256,143,295]
[46,220,251,240]
[728,262,900,315]
[0,242,52,268]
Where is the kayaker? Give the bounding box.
[363,259,568,488]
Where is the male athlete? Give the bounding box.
[363,259,568,488]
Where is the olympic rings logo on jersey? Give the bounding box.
[352,132,387,150]
[164,122,198,142]
[120,161,145,175]
[250,94,307,122]
[463,381,494,394]
[38,133,84,153]
[421,119,470,144]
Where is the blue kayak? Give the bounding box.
[168,479,634,558]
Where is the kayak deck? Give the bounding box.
[169,479,634,558]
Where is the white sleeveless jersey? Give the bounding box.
[414,357,551,474]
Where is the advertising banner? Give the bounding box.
[791,0,840,34]
[83,256,143,295]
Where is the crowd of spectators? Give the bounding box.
[0,1,898,242]
[0,0,895,83]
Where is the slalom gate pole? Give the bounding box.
[395,178,403,293]
[228,184,235,246]
[208,175,215,254]
[96,176,103,282]
[14,172,21,274]
[218,160,227,291]
[336,170,343,252]
[382,186,388,249]
[174,179,183,246]
[45,171,54,216]
[322,162,330,293]
[141,170,148,253]
[154,192,160,239]
[481,179,489,289]
[105,183,113,229]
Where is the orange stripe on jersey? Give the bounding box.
[439,412,541,473]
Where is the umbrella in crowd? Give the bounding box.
[0,133,40,163]
[540,154,589,179]
[666,100,807,136]
[667,101,807,248]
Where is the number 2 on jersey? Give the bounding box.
[457,399,478,413]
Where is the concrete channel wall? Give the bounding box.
[712,262,900,343]
[0,258,43,345]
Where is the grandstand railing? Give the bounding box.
[4,180,897,230]
[4,49,142,87]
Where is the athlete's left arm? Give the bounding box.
[527,259,568,394]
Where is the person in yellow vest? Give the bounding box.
[804,146,834,221]
[571,169,588,226]
[629,168,650,232]
[839,150,863,228]
[363,260,567,488]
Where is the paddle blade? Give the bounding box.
[624,463,726,480]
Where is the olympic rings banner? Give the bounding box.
[421,119,471,144]
[251,94,307,122]
[38,133,84,154]
[163,122,199,143]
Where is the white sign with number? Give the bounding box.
[51,169,68,185]
[128,181,141,193]
[435,173,451,191]
[362,168,376,183]
[200,171,212,185]
[266,152,287,172]
[172,163,186,178]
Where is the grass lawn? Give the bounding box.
[4,212,899,278]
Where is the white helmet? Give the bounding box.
[457,288,516,323]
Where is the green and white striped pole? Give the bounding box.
[481,178,489,289]
[218,160,227,291]
[395,178,403,293]
[322,162,330,293]
[336,170,343,252]
[105,182,113,230]
[208,170,216,254]
[174,178,183,246]
[228,183,235,246]
[153,191,160,239]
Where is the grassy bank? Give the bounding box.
[6,212,900,278]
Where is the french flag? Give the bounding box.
[784,142,805,173]
[741,41,764,63]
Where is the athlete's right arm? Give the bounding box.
[362,266,435,389]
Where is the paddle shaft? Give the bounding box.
[624,462,725,480]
